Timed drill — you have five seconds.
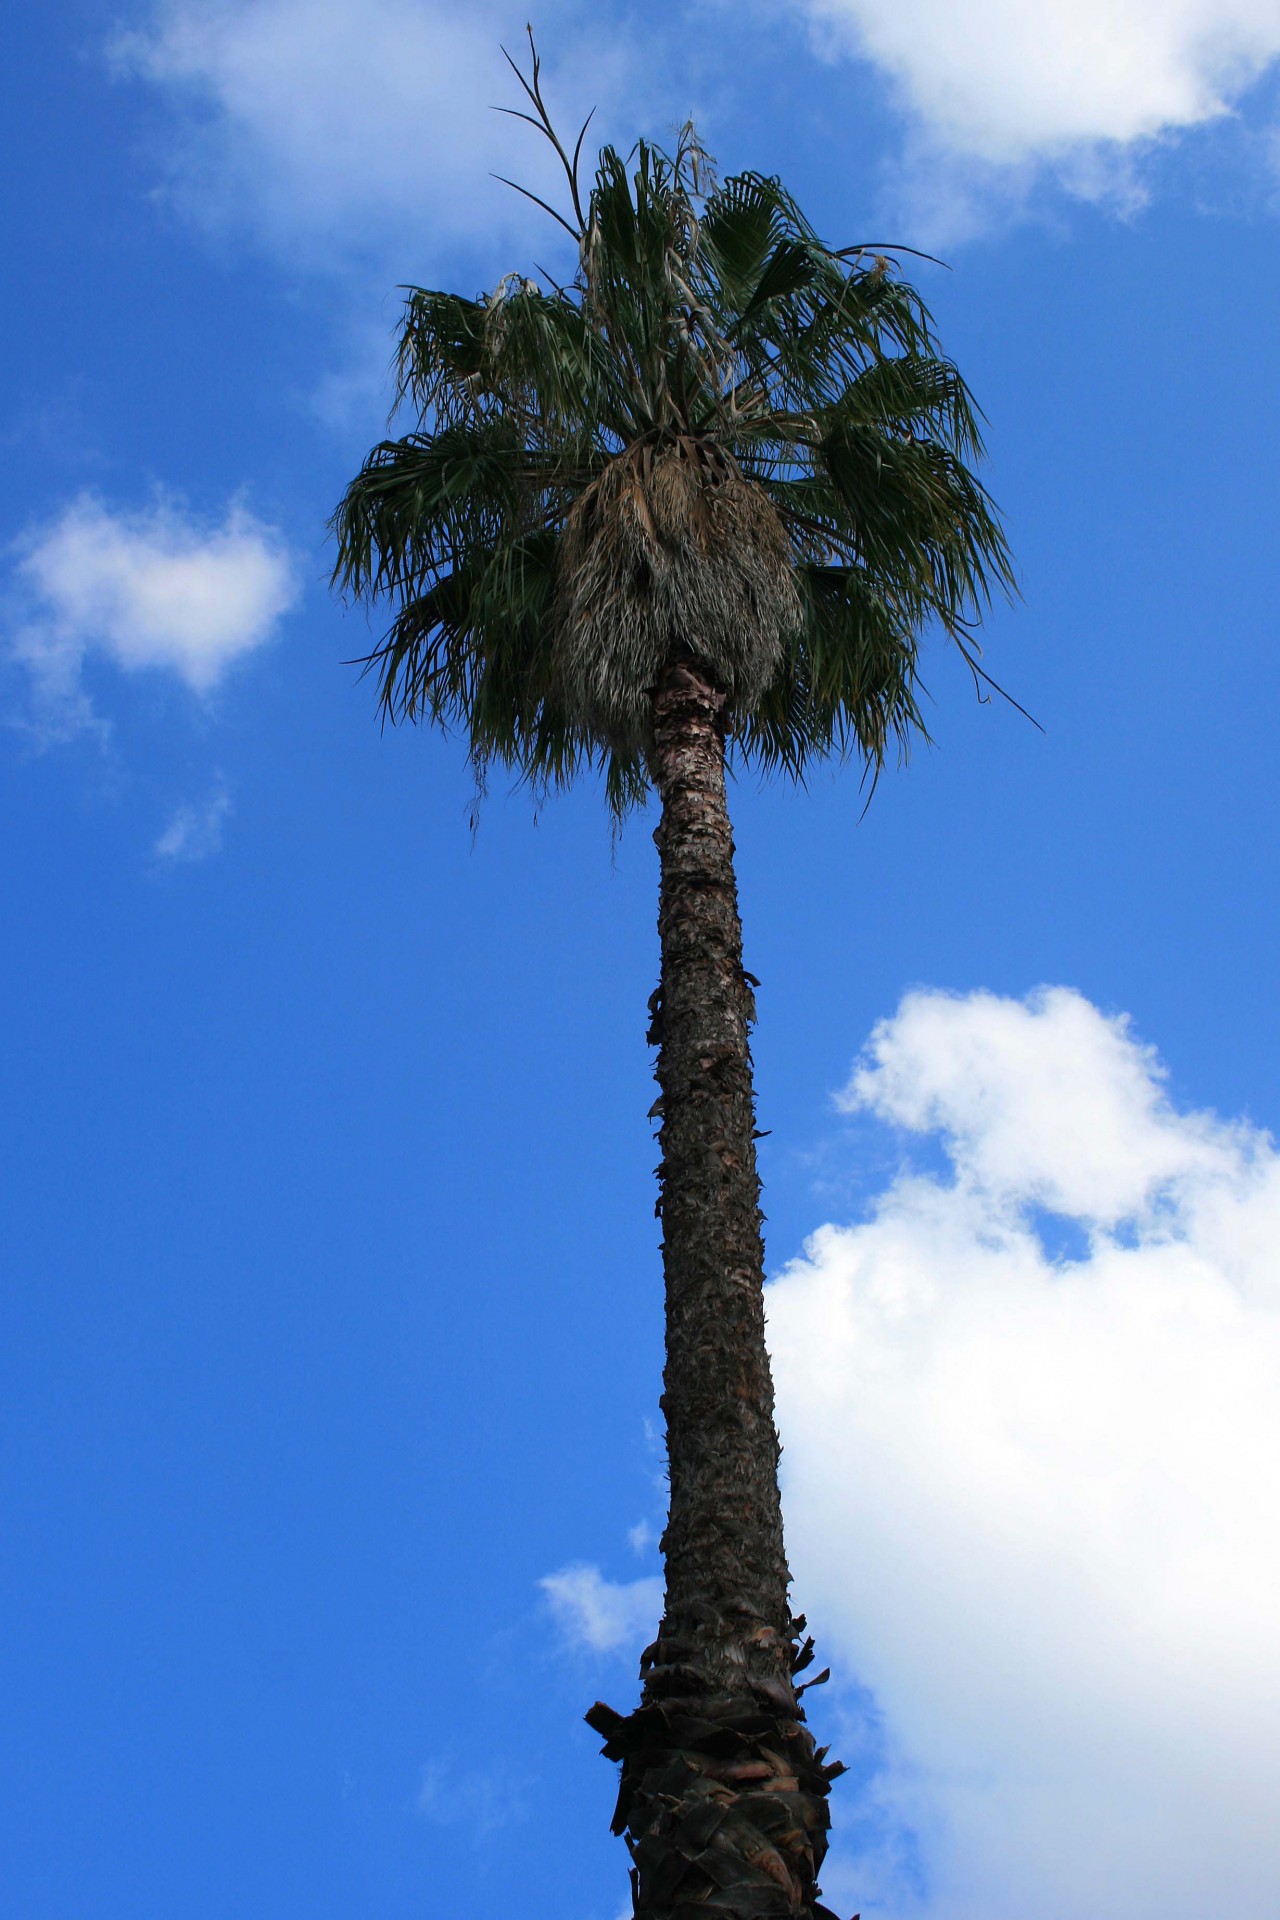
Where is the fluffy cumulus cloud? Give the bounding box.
[767,987,1280,1918]
[797,0,1280,165]
[7,495,297,737]
[110,0,639,262]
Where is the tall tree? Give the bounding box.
[332,43,1012,1920]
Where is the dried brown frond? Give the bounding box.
[551,441,801,754]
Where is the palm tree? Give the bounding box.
[332,41,1012,1920]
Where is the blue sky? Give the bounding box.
[4,4,1280,1917]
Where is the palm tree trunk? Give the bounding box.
[586,658,845,1920]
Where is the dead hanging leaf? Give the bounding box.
[626,470,658,544]
[795,1667,830,1697]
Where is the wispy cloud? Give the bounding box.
[418,1758,526,1836]
[110,0,1280,268]
[110,0,645,269]
[767,985,1280,1918]
[153,779,233,863]
[6,494,297,740]
[541,1563,663,1656]
[627,1519,657,1556]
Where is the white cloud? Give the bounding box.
[153,779,233,862]
[767,986,1280,1918]
[111,0,1280,259]
[627,1519,657,1556]
[798,0,1280,165]
[110,0,640,263]
[843,986,1250,1226]
[8,495,297,736]
[541,1564,663,1656]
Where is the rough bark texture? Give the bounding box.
[587,658,847,1920]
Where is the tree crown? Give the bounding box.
[332,42,1015,814]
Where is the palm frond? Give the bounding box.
[332,72,1014,815]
